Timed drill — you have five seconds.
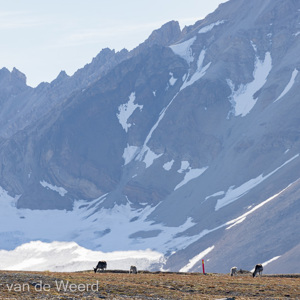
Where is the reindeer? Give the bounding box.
[129,265,138,274]
[230,266,238,276]
[94,261,107,273]
[252,264,263,277]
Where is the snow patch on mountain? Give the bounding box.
[179,246,215,272]
[163,160,174,171]
[169,72,177,86]
[181,49,211,91]
[0,186,19,208]
[180,183,293,252]
[0,241,164,272]
[0,181,294,272]
[122,144,140,165]
[274,68,298,102]
[198,20,225,34]
[40,180,68,197]
[142,148,163,168]
[137,91,181,164]
[169,37,196,64]
[215,154,299,210]
[178,161,190,173]
[261,256,281,268]
[117,92,143,132]
[249,255,281,272]
[227,51,272,117]
[225,185,291,231]
[205,191,225,200]
[0,185,199,255]
[250,40,257,52]
[175,166,208,191]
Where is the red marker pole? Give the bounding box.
[202,259,205,274]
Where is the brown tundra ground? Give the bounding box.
[0,270,299,299]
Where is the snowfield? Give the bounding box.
[117,92,143,132]
[198,20,225,34]
[274,68,299,102]
[169,37,196,64]
[215,154,299,210]
[227,49,272,117]
[0,241,164,272]
[0,176,296,272]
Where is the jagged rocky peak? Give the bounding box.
[71,47,129,87]
[89,48,129,67]
[0,67,28,104]
[92,48,117,63]
[133,20,181,54]
[11,67,27,83]
[50,70,70,86]
[57,70,69,80]
[0,67,27,86]
[146,20,182,46]
[0,67,11,79]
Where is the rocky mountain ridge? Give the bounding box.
[0,20,181,139]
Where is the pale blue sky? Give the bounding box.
[0,0,227,87]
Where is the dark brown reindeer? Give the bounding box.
[94,261,107,273]
[252,264,263,277]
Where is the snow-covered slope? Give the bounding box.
[0,241,163,272]
[0,185,196,254]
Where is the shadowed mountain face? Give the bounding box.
[0,0,299,273]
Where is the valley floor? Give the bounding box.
[0,270,299,299]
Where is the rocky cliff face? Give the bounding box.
[0,0,299,273]
[131,20,182,55]
[0,67,29,105]
[0,21,180,139]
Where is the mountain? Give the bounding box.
[0,67,29,105]
[0,20,180,139]
[0,0,299,274]
[0,48,128,138]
